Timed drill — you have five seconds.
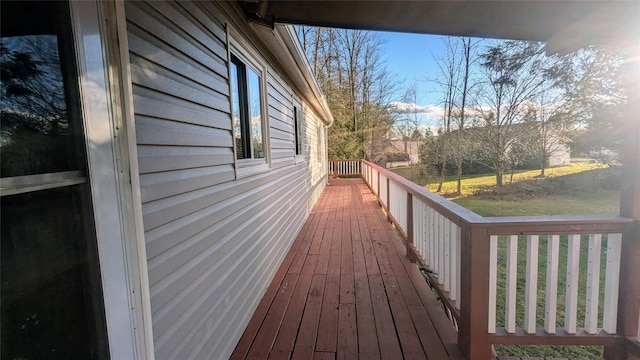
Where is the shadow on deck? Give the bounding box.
[231,178,464,360]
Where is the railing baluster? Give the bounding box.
[417,201,423,258]
[421,202,427,264]
[603,233,622,334]
[565,234,581,334]
[450,224,458,302]
[506,235,518,333]
[585,233,602,334]
[434,213,441,278]
[444,219,451,289]
[429,207,435,268]
[524,235,539,334]
[488,235,498,334]
[438,213,445,284]
[545,235,560,334]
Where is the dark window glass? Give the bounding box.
[1,3,84,177]
[1,187,108,358]
[294,106,302,155]
[230,54,265,161]
[1,2,108,358]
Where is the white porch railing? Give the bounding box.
[329,160,360,177]
[337,159,639,358]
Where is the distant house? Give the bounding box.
[548,142,571,166]
[366,140,420,168]
[1,1,331,359]
[454,122,571,169]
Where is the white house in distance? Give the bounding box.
[366,140,421,168]
[1,1,331,359]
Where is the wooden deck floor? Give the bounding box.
[231,178,464,360]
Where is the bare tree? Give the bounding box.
[473,40,556,187]
[453,37,478,193]
[432,37,462,192]
[296,26,398,161]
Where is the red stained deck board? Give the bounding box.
[267,351,290,360]
[315,274,339,352]
[291,274,326,360]
[245,273,300,360]
[368,274,404,359]
[336,304,358,360]
[273,254,319,352]
[231,178,463,360]
[354,275,380,360]
[407,304,451,360]
[313,352,336,360]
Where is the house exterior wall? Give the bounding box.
[548,143,571,167]
[124,1,328,358]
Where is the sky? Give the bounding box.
[377,31,445,104]
[376,31,452,129]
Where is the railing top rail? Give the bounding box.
[485,215,633,235]
[361,160,634,232]
[362,159,488,226]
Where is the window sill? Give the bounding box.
[236,160,270,178]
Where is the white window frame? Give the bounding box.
[228,30,270,178]
[70,1,154,359]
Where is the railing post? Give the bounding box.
[618,57,640,357]
[459,222,492,359]
[617,221,640,357]
[406,192,417,262]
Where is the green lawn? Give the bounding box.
[391,160,621,358]
[392,161,620,216]
[429,163,605,194]
[453,191,619,216]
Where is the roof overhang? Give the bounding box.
[238,0,639,55]
[244,20,334,126]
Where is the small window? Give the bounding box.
[294,106,303,155]
[317,125,322,163]
[230,54,265,161]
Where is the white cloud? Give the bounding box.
[389,101,442,116]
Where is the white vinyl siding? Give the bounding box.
[124,1,328,359]
[268,71,296,169]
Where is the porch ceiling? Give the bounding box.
[237,0,639,54]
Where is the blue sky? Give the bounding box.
[377,31,446,105]
[376,31,452,128]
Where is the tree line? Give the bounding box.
[296,27,628,191]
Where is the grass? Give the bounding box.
[391,159,621,359]
[453,191,619,216]
[392,160,620,216]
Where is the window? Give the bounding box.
[1,1,108,357]
[317,125,323,163]
[294,105,303,156]
[230,54,265,162]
